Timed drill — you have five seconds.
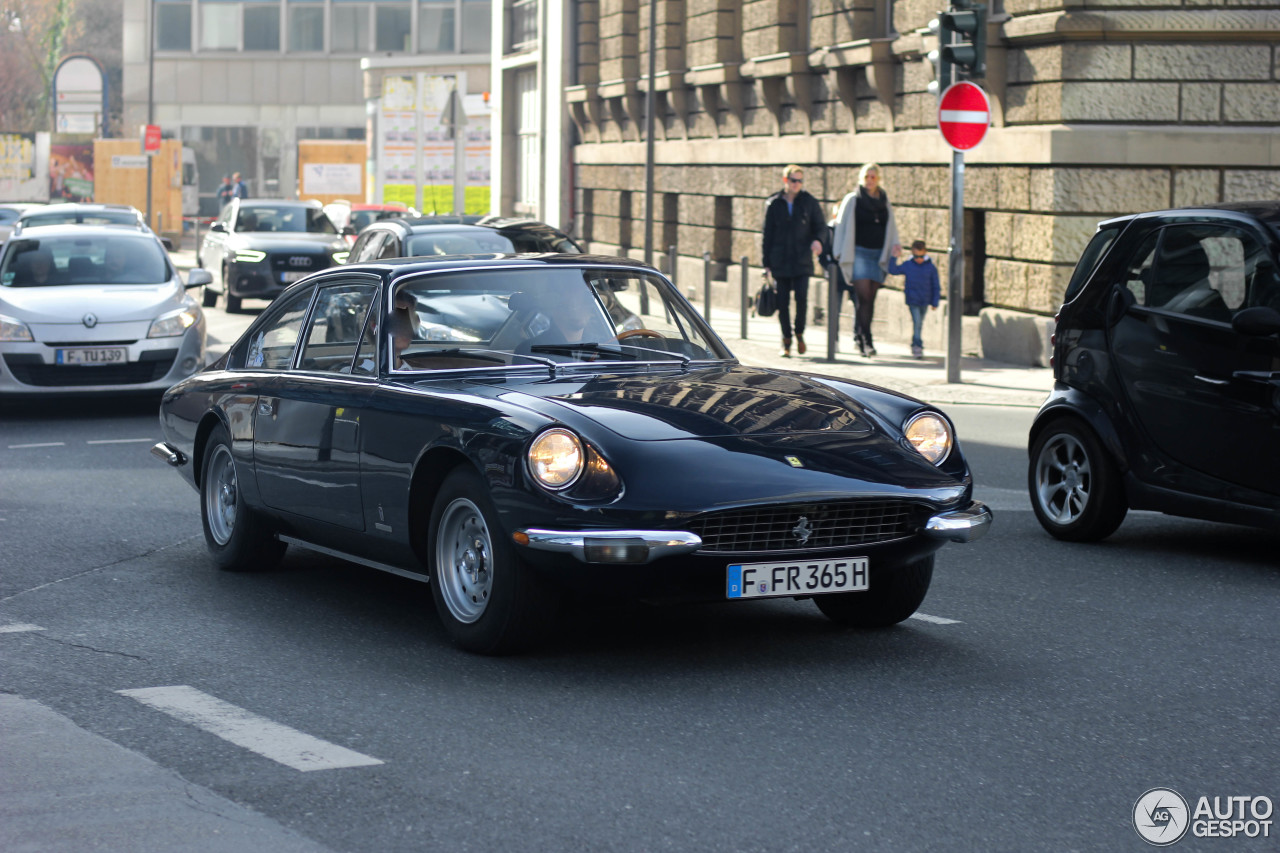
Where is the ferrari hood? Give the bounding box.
[490,365,886,441]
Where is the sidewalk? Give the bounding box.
[171,238,1052,409]
[700,302,1053,409]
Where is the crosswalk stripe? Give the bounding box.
[117,685,384,772]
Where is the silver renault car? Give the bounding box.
[0,224,210,395]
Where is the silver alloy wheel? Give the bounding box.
[1034,431,1092,526]
[435,497,493,624]
[204,443,238,546]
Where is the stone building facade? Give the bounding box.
[547,0,1280,360]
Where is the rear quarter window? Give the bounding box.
[1063,226,1120,303]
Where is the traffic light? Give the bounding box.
[926,16,952,98]
[939,1,987,81]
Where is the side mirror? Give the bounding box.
[209,222,228,233]
[185,268,213,289]
[1232,306,1280,337]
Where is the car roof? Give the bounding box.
[238,198,322,208]
[1100,202,1280,229]
[335,252,657,274]
[2,223,162,241]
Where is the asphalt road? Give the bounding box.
[3,359,1279,851]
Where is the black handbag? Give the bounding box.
[754,274,778,317]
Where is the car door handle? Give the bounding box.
[1193,375,1229,386]
[258,399,276,415]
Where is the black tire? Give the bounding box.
[1028,419,1128,542]
[200,425,286,572]
[429,466,560,654]
[814,555,934,628]
[201,286,217,308]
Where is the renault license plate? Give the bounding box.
[57,347,127,366]
[727,557,869,600]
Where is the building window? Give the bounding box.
[156,1,192,51]
[243,4,281,50]
[375,3,411,51]
[199,3,240,50]
[419,0,455,52]
[331,3,371,51]
[508,0,536,52]
[460,0,489,53]
[289,2,324,51]
[515,68,538,212]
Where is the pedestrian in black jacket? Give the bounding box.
[761,164,828,357]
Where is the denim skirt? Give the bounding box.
[852,245,886,283]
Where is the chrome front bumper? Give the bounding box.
[922,501,993,543]
[515,529,702,565]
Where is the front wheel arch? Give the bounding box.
[407,447,475,570]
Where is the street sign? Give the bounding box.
[937,81,990,151]
[142,124,161,156]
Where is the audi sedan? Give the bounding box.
[153,253,991,654]
[197,198,348,312]
[0,225,209,395]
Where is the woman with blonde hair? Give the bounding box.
[830,163,900,357]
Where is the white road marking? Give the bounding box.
[910,613,962,625]
[87,438,155,445]
[0,623,45,633]
[975,486,1031,512]
[117,686,384,772]
[7,442,66,449]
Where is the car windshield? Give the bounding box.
[238,206,337,234]
[383,267,732,372]
[407,231,519,256]
[19,209,138,227]
[351,209,406,230]
[0,234,170,287]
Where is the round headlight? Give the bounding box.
[528,428,584,490]
[904,411,953,466]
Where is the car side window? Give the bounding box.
[1121,233,1159,307]
[352,231,386,262]
[1143,225,1247,322]
[243,290,312,369]
[298,284,377,373]
[375,234,401,260]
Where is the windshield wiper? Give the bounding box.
[530,341,690,367]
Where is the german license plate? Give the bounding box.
[727,557,869,600]
[56,347,127,366]
[281,271,309,283]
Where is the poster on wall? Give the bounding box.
[50,143,94,202]
[463,94,492,216]
[0,133,41,200]
[418,73,459,215]
[379,75,418,207]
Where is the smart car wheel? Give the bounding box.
[200,425,285,572]
[814,554,933,628]
[1029,420,1127,542]
[430,466,560,654]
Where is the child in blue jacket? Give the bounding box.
[887,240,940,359]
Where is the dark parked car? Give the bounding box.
[197,198,348,313]
[153,254,991,653]
[345,215,581,264]
[1028,202,1280,541]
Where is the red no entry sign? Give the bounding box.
[937,82,990,151]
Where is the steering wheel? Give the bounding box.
[617,328,664,340]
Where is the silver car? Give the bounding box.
[0,225,211,395]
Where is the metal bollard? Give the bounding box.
[740,256,749,339]
[826,262,839,361]
[668,244,677,289]
[702,252,712,325]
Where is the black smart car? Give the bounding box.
[1028,202,1280,541]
